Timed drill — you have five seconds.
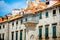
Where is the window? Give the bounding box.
[12,21,14,26]
[12,32,14,40]
[0,34,1,39]
[46,1,49,5]
[24,29,26,40]
[52,23,57,38]
[59,8,60,13]
[16,31,18,40]
[25,18,27,21]
[3,25,5,28]
[16,20,18,25]
[45,25,49,38]
[0,26,1,29]
[2,33,4,40]
[21,19,23,24]
[53,10,56,16]
[39,13,42,19]
[20,30,22,40]
[46,11,48,17]
[39,26,42,38]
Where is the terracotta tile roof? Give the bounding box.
[8,15,23,22]
[38,2,47,7]
[52,1,60,7]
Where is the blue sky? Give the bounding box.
[0,0,45,16]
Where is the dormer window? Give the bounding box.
[46,1,49,5]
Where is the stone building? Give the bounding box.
[0,0,60,40]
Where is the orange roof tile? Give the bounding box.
[0,18,2,23]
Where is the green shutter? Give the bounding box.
[53,26,56,38]
[16,31,18,40]
[0,26,1,29]
[16,20,18,24]
[21,19,23,24]
[39,27,42,38]
[25,29,26,40]
[3,25,5,28]
[59,8,60,13]
[2,34,4,40]
[12,32,14,40]
[20,31,22,40]
[25,18,27,21]
[12,22,14,26]
[39,13,42,19]
[46,12,48,17]
[45,26,48,38]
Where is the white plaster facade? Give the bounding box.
[0,4,60,40]
[0,22,9,40]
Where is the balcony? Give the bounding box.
[23,14,39,23]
